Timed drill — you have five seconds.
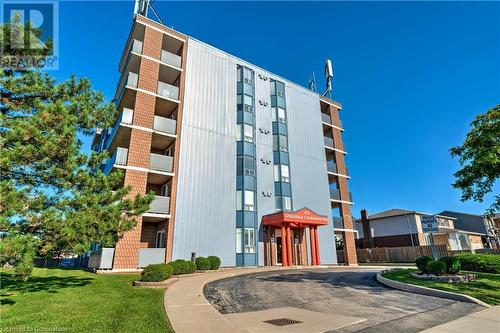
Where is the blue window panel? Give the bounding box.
[244,142,255,157]
[243,83,253,96]
[237,82,242,94]
[244,212,257,227]
[243,253,257,266]
[272,122,287,135]
[274,182,282,196]
[244,176,256,190]
[243,111,254,125]
[236,212,244,227]
[236,253,244,266]
[280,182,292,196]
[273,151,289,165]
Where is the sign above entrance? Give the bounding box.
[262,208,329,227]
[421,215,438,233]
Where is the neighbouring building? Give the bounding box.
[355,209,485,251]
[438,211,500,249]
[90,13,357,270]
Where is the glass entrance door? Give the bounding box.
[276,236,282,264]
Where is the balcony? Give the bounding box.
[131,39,143,54]
[161,49,182,69]
[149,153,173,173]
[321,113,332,124]
[103,108,134,150]
[102,147,128,175]
[157,81,179,101]
[329,188,353,203]
[324,136,334,148]
[332,217,344,229]
[147,195,170,215]
[138,248,166,268]
[153,115,177,135]
[115,72,139,103]
[327,161,350,177]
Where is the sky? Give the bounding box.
[53,1,499,217]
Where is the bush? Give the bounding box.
[207,256,221,270]
[195,256,211,270]
[454,253,500,274]
[427,260,446,276]
[416,256,434,274]
[141,263,173,282]
[168,259,189,275]
[439,256,461,274]
[185,261,196,274]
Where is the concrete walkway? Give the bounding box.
[421,306,500,333]
[164,265,401,333]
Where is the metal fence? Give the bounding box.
[337,245,500,263]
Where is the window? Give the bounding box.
[274,164,280,181]
[243,68,253,84]
[279,135,288,152]
[244,190,255,211]
[236,228,242,253]
[236,124,242,141]
[156,231,165,248]
[238,156,255,176]
[244,228,255,253]
[281,165,290,182]
[243,83,253,96]
[275,196,283,211]
[243,94,253,107]
[270,81,276,95]
[277,108,286,123]
[283,196,292,211]
[276,81,285,97]
[273,135,279,151]
[244,124,253,143]
[237,94,242,105]
[237,67,242,82]
[236,190,242,210]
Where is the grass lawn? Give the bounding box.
[0,268,173,333]
[383,268,500,306]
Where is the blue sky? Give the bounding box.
[55,1,499,217]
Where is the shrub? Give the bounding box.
[207,256,221,270]
[141,263,173,282]
[454,253,500,274]
[439,256,461,274]
[416,256,434,274]
[195,256,211,270]
[186,261,196,274]
[427,260,446,276]
[169,259,189,275]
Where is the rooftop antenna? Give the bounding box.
[134,0,164,25]
[308,72,317,92]
[323,58,334,99]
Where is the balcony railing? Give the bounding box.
[161,50,182,69]
[149,153,173,173]
[131,39,143,54]
[138,248,166,268]
[153,115,177,135]
[115,72,139,104]
[324,136,334,148]
[87,248,115,270]
[329,188,353,202]
[321,113,332,124]
[157,81,179,101]
[147,195,170,215]
[327,161,338,174]
[104,108,134,149]
[102,147,128,175]
[332,217,344,229]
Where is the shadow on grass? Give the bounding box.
[0,270,93,294]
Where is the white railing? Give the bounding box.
[148,196,170,215]
[161,50,182,69]
[115,147,128,166]
[131,39,143,54]
[157,81,179,100]
[138,248,166,268]
[149,153,173,173]
[153,115,177,135]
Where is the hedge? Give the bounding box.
[195,256,211,270]
[427,260,446,276]
[168,259,195,275]
[416,256,434,274]
[207,256,221,270]
[141,263,173,282]
[454,253,500,274]
[438,256,461,274]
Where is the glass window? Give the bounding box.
[244,228,255,253]
[279,135,288,152]
[244,190,255,211]
[270,81,276,95]
[274,164,280,181]
[271,107,277,122]
[244,124,253,143]
[276,81,285,97]
[243,94,253,106]
[275,196,283,211]
[277,108,286,123]
[236,190,242,210]
[237,67,242,82]
[236,124,242,141]
[237,156,255,176]
[277,96,286,108]
[283,196,292,211]
[156,231,165,248]
[243,68,253,84]
[281,165,290,182]
[237,94,242,105]
[273,135,279,151]
[236,228,242,253]
[243,83,253,96]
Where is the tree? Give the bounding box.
[0,19,153,280]
[450,105,500,216]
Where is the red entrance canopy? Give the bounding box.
[262,208,329,228]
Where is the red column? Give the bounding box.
[281,224,288,266]
[286,225,293,266]
[314,227,321,265]
[309,226,317,265]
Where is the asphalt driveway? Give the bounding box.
[203,268,482,333]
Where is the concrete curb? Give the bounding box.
[376,269,491,308]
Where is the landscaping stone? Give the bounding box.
[410,272,477,283]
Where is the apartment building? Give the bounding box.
[355,209,485,251]
[91,14,357,270]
